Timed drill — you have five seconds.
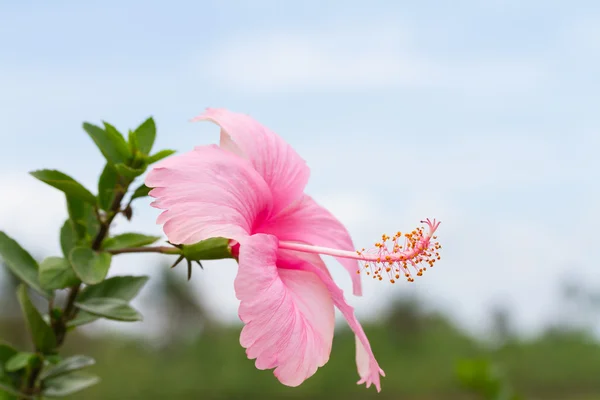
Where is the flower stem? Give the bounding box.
[107,246,182,255]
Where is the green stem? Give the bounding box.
[64,185,128,325]
[23,179,130,397]
[107,246,182,255]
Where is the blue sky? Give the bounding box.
[1,0,599,337]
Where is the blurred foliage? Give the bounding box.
[3,272,600,400]
[456,358,523,400]
[0,117,182,398]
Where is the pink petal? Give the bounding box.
[145,145,272,244]
[192,108,310,215]
[257,194,362,296]
[285,254,385,392]
[235,234,335,387]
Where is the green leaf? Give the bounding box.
[43,371,100,397]
[45,355,62,365]
[114,163,145,180]
[65,313,97,328]
[130,183,151,202]
[67,198,100,241]
[0,232,50,297]
[83,122,130,165]
[29,170,96,205]
[147,149,175,164]
[16,285,56,353]
[39,257,79,290]
[59,220,79,259]
[102,233,160,250]
[134,117,156,155]
[98,164,119,211]
[69,248,111,285]
[79,275,149,302]
[69,276,149,327]
[40,355,95,380]
[66,199,86,239]
[74,298,142,322]
[127,129,140,154]
[4,353,35,373]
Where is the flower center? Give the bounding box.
[278,218,441,283]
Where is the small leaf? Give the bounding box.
[97,164,119,211]
[102,233,160,250]
[17,285,56,353]
[69,276,149,327]
[29,170,96,205]
[39,257,79,290]
[43,371,100,397]
[147,149,175,164]
[69,248,111,285]
[74,298,142,322]
[0,232,50,297]
[5,353,36,372]
[59,220,79,259]
[45,355,62,365]
[83,122,130,165]
[40,355,95,380]
[133,117,156,155]
[130,184,151,202]
[114,163,145,180]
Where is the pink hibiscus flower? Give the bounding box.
[145,108,441,391]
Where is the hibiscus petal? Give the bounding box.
[145,145,272,244]
[257,194,362,296]
[288,254,385,392]
[192,108,310,215]
[235,234,335,387]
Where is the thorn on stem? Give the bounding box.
[170,255,185,269]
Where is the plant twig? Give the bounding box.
[107,246,182,255]
[23,181,129,396]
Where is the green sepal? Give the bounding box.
[181,237,232,261]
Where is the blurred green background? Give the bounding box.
[2,263,599,400]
